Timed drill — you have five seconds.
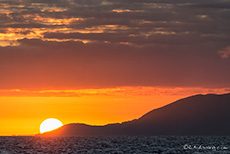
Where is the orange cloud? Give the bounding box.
[112,9,144,13]
[24,14,85,26]
[0,87,228,97]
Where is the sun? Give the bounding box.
[40,118,63,134]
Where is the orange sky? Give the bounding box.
[0,86,228,136]
[1,0,230,136]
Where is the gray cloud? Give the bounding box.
[0,39,230,89]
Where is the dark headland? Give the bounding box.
[40,93,230,136]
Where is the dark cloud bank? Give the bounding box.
[0,0,230,89]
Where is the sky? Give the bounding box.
[0,0,230,135]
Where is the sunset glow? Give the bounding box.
[0,86,228,135]
[1,0,230,136]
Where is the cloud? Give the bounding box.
[218,46,230,58]
[0,86,228,97]
[0,0,229,47]
[0,39,230,89]
[187,1,230,9]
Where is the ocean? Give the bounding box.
[0,136,229,154]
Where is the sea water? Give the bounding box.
[0,136,229,154]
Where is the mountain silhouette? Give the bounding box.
[41,93,230,136]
